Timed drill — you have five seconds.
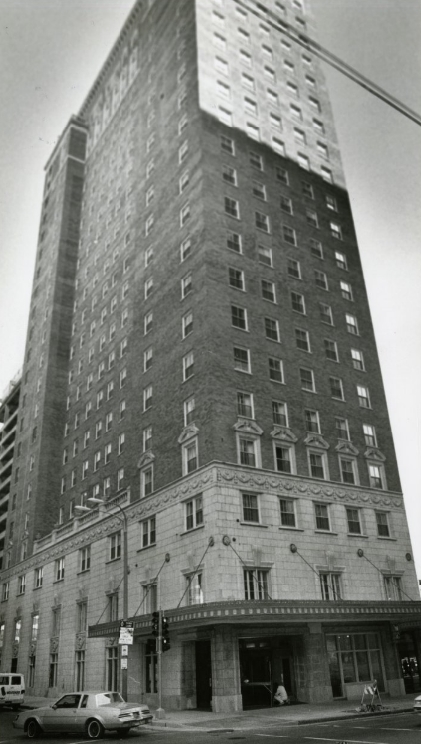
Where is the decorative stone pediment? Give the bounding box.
[75,633,86,650]
[271,426,298,443]
[364,447,386,462]
[137,451,155,469]
[304,433,329,450]
[177,423,199,445]
[335,440,359,456]
[233,419,263,436]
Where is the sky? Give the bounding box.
[0,0,420,580]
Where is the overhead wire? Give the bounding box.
[236,0,421,127]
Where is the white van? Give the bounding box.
[0,673,25,708]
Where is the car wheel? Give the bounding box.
[86,719,105,739]
[26,720,41,739]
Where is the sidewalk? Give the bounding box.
[21,694,414,731]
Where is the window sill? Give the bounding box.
[33,585,43,591]
[105,557,121,564]
[279,526,304,532]
[314,530,338,536]
[53,579,64,584]
[377,535,396,541]
[77,569,91,575]
[347,532,368,538]
[240,521,268,528]
[136,543,157,553]
[180,524,205,537]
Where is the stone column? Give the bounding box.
[382,625,405,697]
[296,623,332,703]
[211,625,242,713]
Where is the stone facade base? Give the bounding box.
[212,694,243,713]
[386,677,406,697]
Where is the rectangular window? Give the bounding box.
[224,197,239,218]
[144,311,153,334]
[315,503,330,530]
[324,339,338,362]
[376,511,390,536]
[265,317,280,342]
[258,244,272,266]
[320,303,333,325]
[79,546,91,572]
[183,352,194,380]
[141,517,156,548]
[227,230,242,253]
[184,396,195,426]
[335,251,347,270]
[300,367,315,392]
[305,409,320,433]
[186,572,204,606]
[357,385,370,408]
[369,464,385,490]
[180,237,191,261]
[18,575,26,594]
[252,180,266,200]
[269,357,284,383]
[287,258,301,278]
[144,347,153,371]
[310,452,326,479]
[221,134,235,155]
[340,281,353,301]
[351,349,365,370]
[279,498,296,527]
[34,567,43,589]
[276,167,288,185]
[231,305,248,330]
[363,424,377,447]
[315,270,328,290]
[237,391,254,418]
[141,466,153,497]
[182,311,193,337]
[185,495,203,530]
[291,292,305,314]
[55,558,65,582]
[346,507,361,534]
[330,222,342,240]
[184,439,198,474]
[275,444,292,474]
[229,267,245,291]
[346,314,358,335]
[282,225,296,245]
[244,569,269,600]
[242,493,259,522]
[340,458,356,485]
[336,417,350,441]
[255,211,270,232]
[222,164,237,185]
[295,328,310,352]
[330,376,344,400]
[384,576,402,601]
[261,279,276,302]
[239,437,257,467]
[272,400,287,427]
[181,273,192,298]
[280,195,293,214]
[234,346,250,373]
[109,532,121,561]
[320,573,341,601]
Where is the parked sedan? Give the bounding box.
[13,691,153,739]
[415,694,421,715]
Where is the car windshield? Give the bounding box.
[97,692,124,706]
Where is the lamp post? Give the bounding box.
[76,497,129,700]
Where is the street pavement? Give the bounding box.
[16,693,414,731]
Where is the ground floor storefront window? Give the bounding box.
[145,640,157,693]
[106,646,119,691]
[326,633,384,698]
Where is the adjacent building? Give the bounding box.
[0,0,420,711]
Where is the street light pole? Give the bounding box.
[87,497,129,700]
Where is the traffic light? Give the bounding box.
[162,617,170,652]
[151,611,159,637]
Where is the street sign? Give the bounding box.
[119,620,134,645]
[121,658,128,670]
[121,645,128,656]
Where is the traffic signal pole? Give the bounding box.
[155,608,165,719]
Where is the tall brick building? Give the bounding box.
[0,0,420,712]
